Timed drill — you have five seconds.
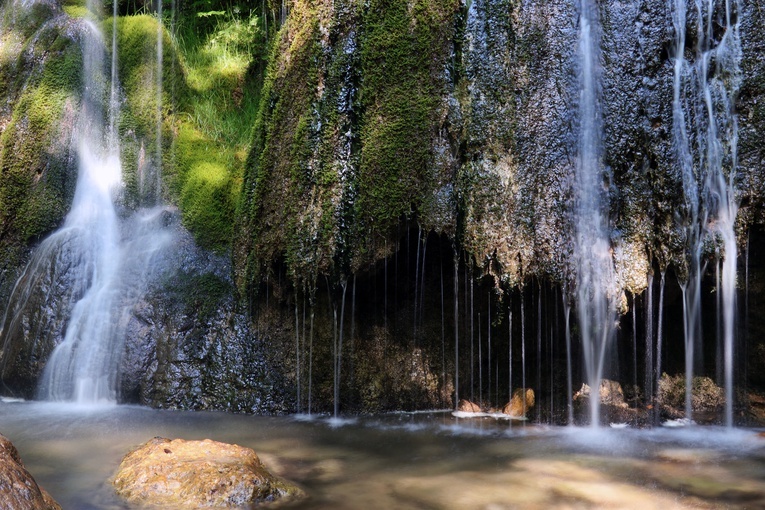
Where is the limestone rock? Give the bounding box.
[502,388,535,418]
[0,434,61,510]
[112,437,302,508]
[458,399,481,413]
[657,373,725,417]
[574,380,628,408]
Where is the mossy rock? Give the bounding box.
[0,11,82,292]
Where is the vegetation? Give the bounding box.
[0,12,81,275]
[103,5,265,251]
[236,0,461,302]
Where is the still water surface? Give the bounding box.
[1,400,764,509]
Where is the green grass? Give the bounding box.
[104,9,263,251]
[170,9,264,251]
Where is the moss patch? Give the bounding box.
[236,0,460,299]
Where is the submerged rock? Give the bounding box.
[502,388,535,418]
[0,433,61,510]
[112,437,302,508]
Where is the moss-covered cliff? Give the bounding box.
[235,0,461,300]
[0,1,81,297]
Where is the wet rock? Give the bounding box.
[0,433,61,510]
[458,399,481,413]
[112,437,302,508]
[574,380,628,408]
[502,388,535,418]
[657,373,725,420]
[118,224,290,414]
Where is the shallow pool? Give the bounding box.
[1,400,764,509]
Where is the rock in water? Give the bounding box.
[502,388,535,418]
[0,434,61,510]
[574,380,628,408]
[112,437,302,508]
[458,399,482,413]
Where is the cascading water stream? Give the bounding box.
[0,0,174,404]
[34,8,122,402]
[574,0,617,428]
[154,0,164,203]
[670,0,741,426]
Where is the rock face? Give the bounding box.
[2,0,765,416]
[503,388,535,418]
[112,437,301,508]
[117,219,291,414]
[0,434,61,510]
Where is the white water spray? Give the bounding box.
[574,0,617,428]
[670,0,741,426]
[0,2,175,403]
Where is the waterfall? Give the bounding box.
[670,0,742,426]
[0,1,173,403]
[574,0,617,428]
[154,0,164,203]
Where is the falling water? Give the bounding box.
[154,0,163,203]
[670,0,701,423]
[507,302,512,404]
[645,273,654,407]
[108,0,119,145]
[453,251,459,408]
[295,298,300,412]
[563,286,574,425]
[655,271,666,413]
[12,1,174,402]
[487,292,491,406]
[670,0,742,426]
[536,283,542,422]
[632,294,638,399]
[478,312,482,404]
[574,0,616,427]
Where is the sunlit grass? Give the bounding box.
[62,0,95,20]
[167,9,264,250]
[176,10,263,149]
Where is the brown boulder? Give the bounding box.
[574,380,628,408]
[458,399,482,412]
[112,437,302,508]
[502,388,535,418]
[0,434,61,510]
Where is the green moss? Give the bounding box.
[355,0,458,260]
[167,271,232,322]
[237,0,321,295]
[171,119,241,251]
[63,5,90,19]
[235,0,459,299]
[180,160,235,250]
[0,31,81,245]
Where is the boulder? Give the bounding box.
[112,437,302,508]
[0,434,61,510]
[574,380,628,408]
[502,388,535,418]
[657,373,725,419]
[458,399,482,413]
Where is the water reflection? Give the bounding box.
[0,401,764,509]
